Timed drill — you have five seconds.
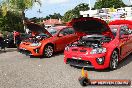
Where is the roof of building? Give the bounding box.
[43,19,62,25]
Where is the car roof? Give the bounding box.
[109,25,120,27]
[109,20,132,25]
[50,26,69,30]
[109,24,129,28]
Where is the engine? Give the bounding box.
[71,35,112,48]
[22,34,49,43]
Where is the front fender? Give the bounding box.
[104,41,120,67]
[39,39,53,55]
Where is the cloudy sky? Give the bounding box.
[24,0,131,18]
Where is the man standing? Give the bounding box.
[0,32,5,51]
[13,31,21,50]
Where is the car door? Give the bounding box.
[127,28,132,53]
[119,26,130,58]
[55,28,72,51]
[55,28,78,51]
[64,27,78,45]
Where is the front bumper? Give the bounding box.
[64,52,109,69]
[19,48,32,56]
[19,44,42,56]
[67,59,94,68]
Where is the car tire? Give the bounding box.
[43,45,54,58]
[109,50,119,70]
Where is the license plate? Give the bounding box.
[72,57,81,60]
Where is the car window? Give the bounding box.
[128,28,132,34]
[59,28,69,36]
[59,28,75,36]
[110,27,118,36]
[120,26,130,36]
[67,28,75,34]
[47,28,58,35]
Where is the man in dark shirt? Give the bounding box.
[0,33,5,51]
[13,31,21,50]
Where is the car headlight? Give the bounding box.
[90,48,106,54]
[30,43,41,47]
[65,46,70,51]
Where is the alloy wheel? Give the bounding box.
[44,45,53,57]
[110,50,119,70]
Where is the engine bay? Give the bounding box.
[71,35,112,48]
[22,34,49,43]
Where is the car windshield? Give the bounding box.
[110,27,118,36]
[47,28,58,35]
[38,33,50,37]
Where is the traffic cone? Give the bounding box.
[78,67,91,86]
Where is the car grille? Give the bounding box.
[72,49,78,51]
[19,49,32,56]
[72,49,87,53]
[80,50,87,52]
[66,58,94,68]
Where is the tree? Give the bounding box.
[0,0,41,31]
[62,3,89,22]
[62,10,75,22]
[0,10,23,32]
[73,3,89,18]
[94,0,126,9]
[45,13,62,20]
[29,17,40,23]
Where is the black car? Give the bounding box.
[4,33,30,48]
[4,35,16,48]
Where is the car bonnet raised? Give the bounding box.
[25,22,52,37]
[69,17,114,38]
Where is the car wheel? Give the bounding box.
[43,45,54,58]
[109,50,119,70]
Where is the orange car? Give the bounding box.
[19,23,78,57]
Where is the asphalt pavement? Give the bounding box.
[0,48,132,88]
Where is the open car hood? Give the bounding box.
[69,17,114,38]
[25,22,52,37]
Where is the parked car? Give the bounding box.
[64,17,132,70]
[19,22,78,57]
[4,33,29,48]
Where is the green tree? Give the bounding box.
[62,10,75,22]
[0,10,23,32]
[0,0,41,31]
[45,13,62,20]
[94,0,126,9]
[62,3,89,22]
[73,3,89,18]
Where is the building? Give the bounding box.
[79,7,132,21]
[43,19,62,29]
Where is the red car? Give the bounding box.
[64,17,132,70]
[19,23,78,57]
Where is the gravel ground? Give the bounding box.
[0,48,132,88]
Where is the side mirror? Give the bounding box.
[120,35,128,39]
